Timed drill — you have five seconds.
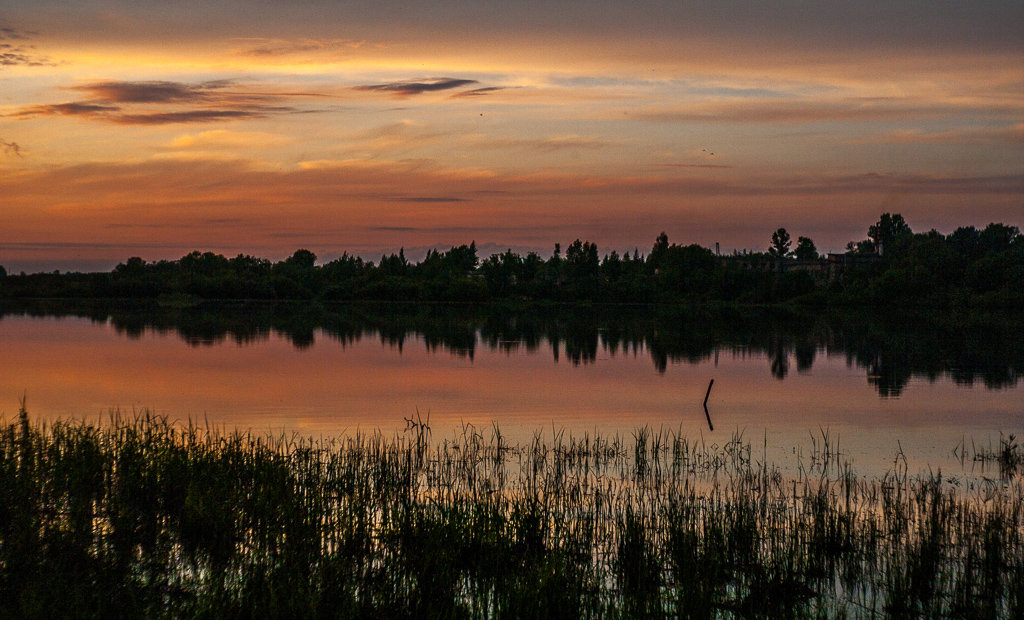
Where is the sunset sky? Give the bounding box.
[2,0,1022,272]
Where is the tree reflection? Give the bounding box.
[2,300,1021,397]
[770,349,789,380]
[794,342,816,373]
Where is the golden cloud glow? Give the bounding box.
[167,130,293,150]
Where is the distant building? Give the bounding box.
[826,252,879,281]
[717,253,772,271]
[717,251,876,284]
[785,259,826,276]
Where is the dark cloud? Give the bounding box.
[12,102,287,125]
[0,27,33,40]
[112,109,278,125]
[393,196,470,203]
[0,241,187,251]
[656,163,734,169]
[450,86,505,98]
[0,45,49,67]
[105,217,246,229]
[355,77,478,96]
[12,79,312,125]
[70,80,230,104]
[0,24,53,67]
[13,102,121,119]
[1,139,22,157]
[105,223,170,229]
[816,173,1024,197]
[368,226,524,232]
[67,79,307,106]
[236,37,365,57]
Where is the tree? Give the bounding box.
[978,223,1019,255]
[273,249,320,298]
[564,239,600,299]
[946,226,980,260]
[868,213,912,255]
[114,256,147,278]
[658,243,716,297]
[378,248,409,276]
[846,239,875,254]
[444,242,478,274]
[768,228,792,258]
[794,236,818,261]
[0,264,5,279]
[545,243,564,284]
[648,232,670,272]
[285,249,317,269]
[601,250,622,282]
[479,250,520,294]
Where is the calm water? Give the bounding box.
[2,301,1021,478]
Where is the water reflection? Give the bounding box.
[3,300,1021,398]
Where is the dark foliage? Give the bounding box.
[1,215,1020,308]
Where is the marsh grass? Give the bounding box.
[968,433,1024,480]
[1,406,1021,618]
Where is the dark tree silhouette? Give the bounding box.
[448,241,478,273]
[285,249,317,269]
[794,236,818,261]
[649,232,670,272]
[769,228,792,258]
[978,223,1019,254]
[868,213,912,255]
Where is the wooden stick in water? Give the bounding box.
[703,378,714,431]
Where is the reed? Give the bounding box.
[1,408,1021,618]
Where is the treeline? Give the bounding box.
[0,214,1020,307]
[831,214,1022,307]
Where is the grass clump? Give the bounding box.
[970,433,1024,479]
[1,408,1021,618]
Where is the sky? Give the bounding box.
[1,0,1022,272]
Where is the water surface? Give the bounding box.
[2,301,1020,478]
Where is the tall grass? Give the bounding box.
[1,406,1021,618]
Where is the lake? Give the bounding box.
[1,300,1020,478]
